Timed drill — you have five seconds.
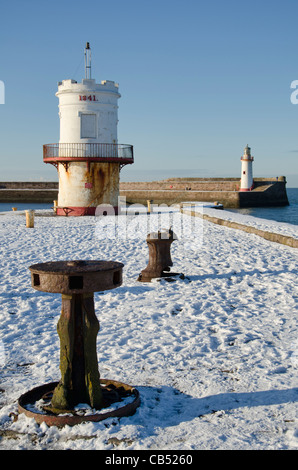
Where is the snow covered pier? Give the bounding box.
[0,208,297,449]
[181,206,298,249]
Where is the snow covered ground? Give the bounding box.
[0,205,297,450]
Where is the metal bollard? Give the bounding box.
[25,210,34,228]
[137,228,180,282]
[147,199,153,213]
[18,260,140,427]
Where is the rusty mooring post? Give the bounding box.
[18,260,140,426]
[138,229,179,282]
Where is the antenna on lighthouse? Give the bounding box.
[84,42,91,79]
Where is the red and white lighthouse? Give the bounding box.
[240,144,254,192]
[43,43,134,216]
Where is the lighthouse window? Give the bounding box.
[81,113,96,138]
[243,171,246,174]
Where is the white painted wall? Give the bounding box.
[56,78,120,144]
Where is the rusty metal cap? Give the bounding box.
[29,260,124,294]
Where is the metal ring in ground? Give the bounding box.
[18,379,140,427]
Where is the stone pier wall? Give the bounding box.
[0,182,58,203]
[0,177,289,208]
[119,177,289,208]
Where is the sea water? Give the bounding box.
[229,188,298,226]
[0,202,52,212]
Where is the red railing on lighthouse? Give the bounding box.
[43,143,134,164]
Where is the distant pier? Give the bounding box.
[0,177,289,208]
[119,177,289,208]
[0,182,58,203]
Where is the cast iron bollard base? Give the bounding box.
[18,379,140,427]
[17,260,140,426]
[138,229,181,282]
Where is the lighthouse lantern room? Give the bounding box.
[43,43,134,216]
[240,144,254,192]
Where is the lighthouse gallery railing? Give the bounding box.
[43,143,134,162]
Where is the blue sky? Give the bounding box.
[1,0,298,186]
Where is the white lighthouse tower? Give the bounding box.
[240,144,254,192]
[43,43,134,216]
